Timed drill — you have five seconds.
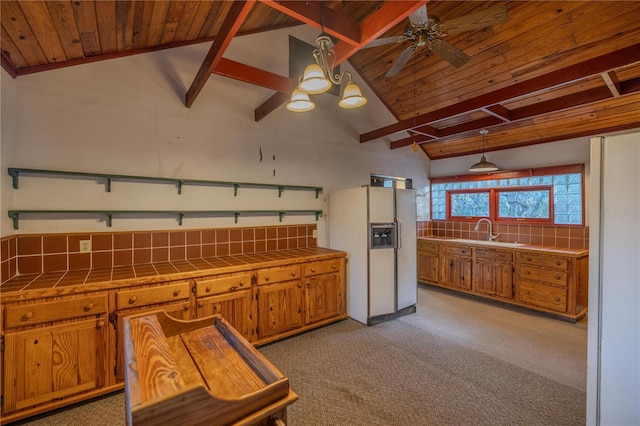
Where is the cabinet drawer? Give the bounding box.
[520,253,568,270]
[417,239,439,253]
[304,259,340,276]
[5,294,108,328]
[116,282,190,310]
[476,248,513,263]
[520,281,567,312]
[520,266,568,286]
[196,273,252,297]
[440,244,472,257]
[257,265,301,285]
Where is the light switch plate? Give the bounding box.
[312,230,318,238]
[79,240,91,253]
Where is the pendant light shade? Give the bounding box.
[338,81,367,109]
[286,88,315,112]
[469,129,498,172]
[298,63,331,94]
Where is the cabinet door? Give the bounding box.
[305,272,343,325]
[474,260,514,299]
[440,255,472,290]
[114,301,190,382]
[257,280,303,340]
[196,289,254,341]
[3,317,109,413]
[417,252,439,283]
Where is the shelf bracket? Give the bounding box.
[234,212,240,223]
[315,188,322,198]
[106,213,113,227]
[8,168,19,189]
[106,177,112,192]
[278,211,285,222]
[234,184,239,196]
[278,186,285,198]
[178,181,184,195]
[178,212,184,225]
[8,211,19,230]
[315,211,322,221]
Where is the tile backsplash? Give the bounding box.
[1,224,318,282]
[418,220,588,250]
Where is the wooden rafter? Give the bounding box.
[185,0,256,108]
[253,0,428,122]
[362,43,640,145]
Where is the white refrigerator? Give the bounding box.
[587,134,639,425]
[329,186,417,325]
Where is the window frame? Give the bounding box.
[431,164,584,226]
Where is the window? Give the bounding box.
[431,165,584,225]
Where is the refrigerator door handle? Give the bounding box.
[396,221,402,251]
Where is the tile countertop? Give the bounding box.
[418,237,589,257]
[0,247,346,301]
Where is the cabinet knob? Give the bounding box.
[84,302,94,311]
[291,272,297,277]
[239,281,245,286]
[23,312,34,320]
[129,296,137,304]
[197,301,204,308]
[556,261,562,266]
[555,297,560,301]
[173,289,181,297]
[205,286,211,293]
[96,320,105,328]
[525,257,532,262]
[555,275,562,280]
[525,270,531,275]
[332,264,336,269]
[525,291,530,295]
[265,276,270,281]
[311,268,316,273]
[183,305,189,311]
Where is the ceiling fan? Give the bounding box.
[364,3,508,77]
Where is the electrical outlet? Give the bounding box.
[79,240,92,253]
[312,230,318,238]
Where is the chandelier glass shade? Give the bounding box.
[288,33,367,112]
[469,129,498,172]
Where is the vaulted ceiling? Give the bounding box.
[2,1,639,160]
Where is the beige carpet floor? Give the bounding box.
[13,285,587,425]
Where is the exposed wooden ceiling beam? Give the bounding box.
[258,0,360,46]
[214,58,294,93]
[185,0,255,108]
[390,76,640,150]
[362,43,640,143]
[253,0,428,122]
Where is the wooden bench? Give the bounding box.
[123,310,297,425]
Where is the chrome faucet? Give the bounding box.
[474,218,500,241]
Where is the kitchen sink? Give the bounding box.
[449,239,526,248]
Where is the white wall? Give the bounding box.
[588,133,640,425]
[0,26,430,245]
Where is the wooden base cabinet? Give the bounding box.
[417,239,439,284]
[304,258,345,325]
[474,248,514,300]
[418,239,588,321]
[1,252,346,423]
[2,293,110,415]
[439,245,472,290]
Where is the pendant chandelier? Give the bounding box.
[469,129,498,172]
[287,5,367,112]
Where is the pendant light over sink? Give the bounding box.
[469,129,498,172]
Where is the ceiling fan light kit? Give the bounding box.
[469,129,498,172]
[288,32,367,113]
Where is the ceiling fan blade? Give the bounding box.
[409,4,428,26]
[429,38,470,68]
[363,36,407,49]
[385,46,417,77]
[440,4,508,35]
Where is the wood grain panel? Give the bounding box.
[46,1,85,60]
[18,1,67,63]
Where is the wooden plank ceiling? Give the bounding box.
[2,1,639,160]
